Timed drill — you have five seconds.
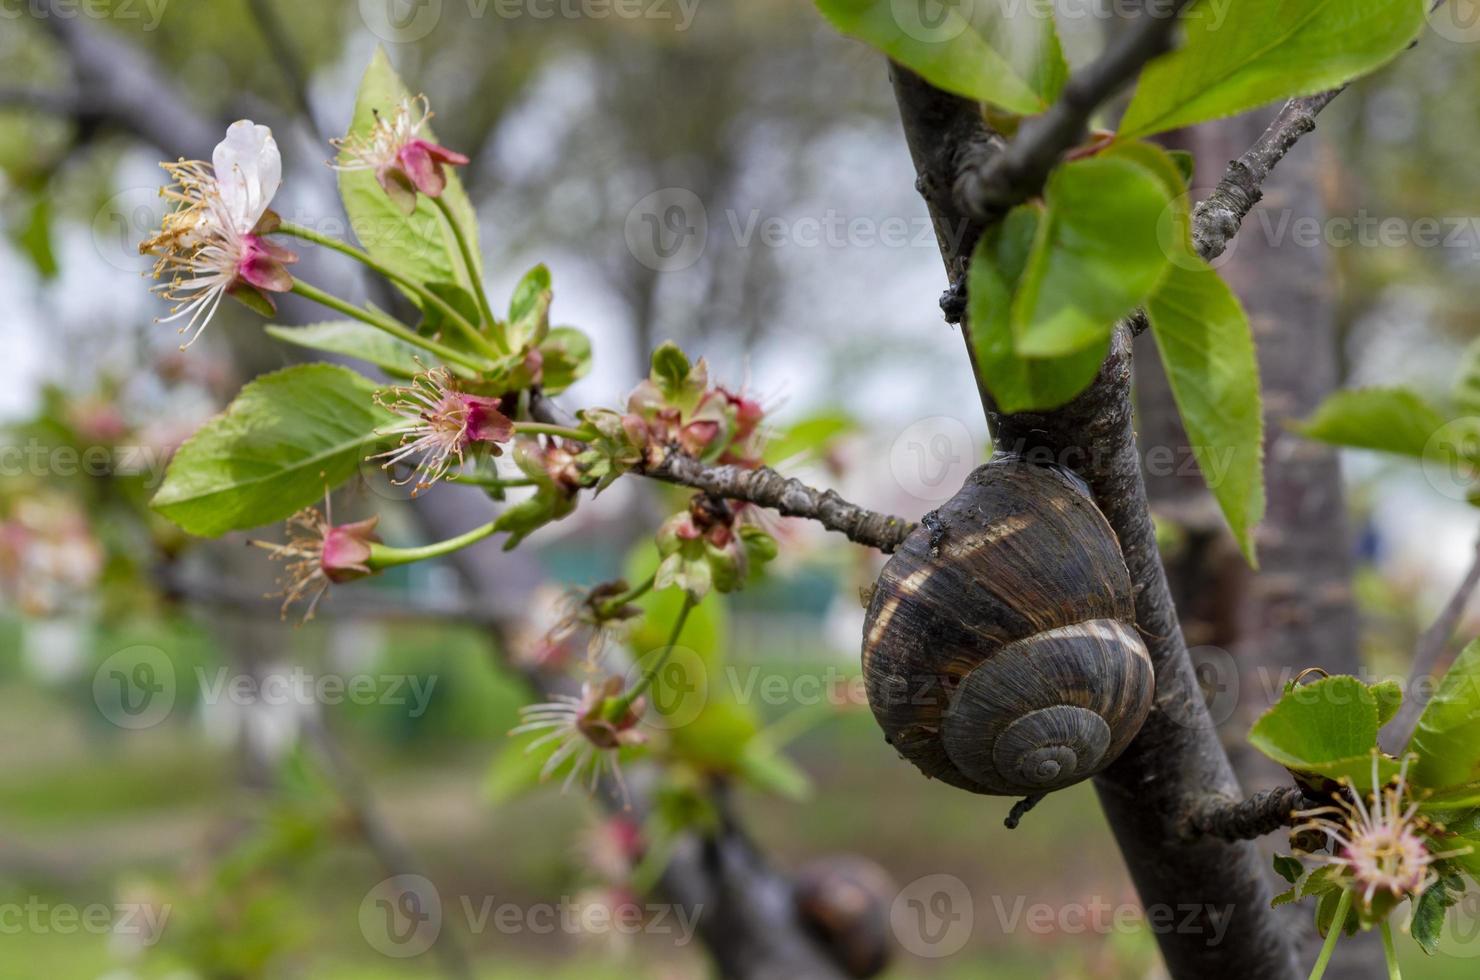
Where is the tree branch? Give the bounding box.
[892,65,1300,980]
[527,393,913,553]
[643,452,915,553]
[246,0,327,142]
[1181,787,1308,842]
[1190,89,1344,264]
[1386,532,1480,751]
[31,0,219,158]
[955,0,1195,218]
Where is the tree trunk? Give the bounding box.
[889,66,1299,980]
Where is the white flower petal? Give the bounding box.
[212,120,281,233]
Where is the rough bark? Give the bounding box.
[891,66,1299,980]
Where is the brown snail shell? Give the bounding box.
[861,456,1154,797]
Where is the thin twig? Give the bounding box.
[528,392,914,553]
[302,715,475,980]
[1189,89,1345,264]
[1387,533,1480,749]
[247,0,327,142]
[643,452,916,553]
[955,0,1196,218]
[1180,786,1308,842]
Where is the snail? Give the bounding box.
[793,855,894,979]
[861,455,1154,798]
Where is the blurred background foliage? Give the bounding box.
[2,1,1480,977]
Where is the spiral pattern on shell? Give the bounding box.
[861,457,1154,797]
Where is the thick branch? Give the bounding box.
[1386,532,1480,750]
[892,66,1299,980]
[1181,787,1307,842]
[32,1,218,158]
[644,452,915,553]
[955,0,1194,217]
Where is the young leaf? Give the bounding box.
[151,365,396,537]
[811,0,1068,115]
[1119,0,1427,138]
[1273,853,1305,885]
[508,264,553,349]
[1409,638,1480,792]
[1144,260,1265,562]
[418,282,481,341]
[1412,872,1465,955]
[1372,679,1403,729]
[1296,387,1452,459]
[1249,676,1398,785]
[763,412,858,468]
[1012,156,1172,358]
[737,739,813,801]
[1315,885,1360,938]
[265,321,427,378]
[337,49,482,299]
[968,206,1108,412]
[538,327,593,395]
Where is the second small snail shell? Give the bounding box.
[861,456,1154,797]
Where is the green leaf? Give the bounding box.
[14,194,57,279]
[538,327,592,395]
[1412,872,1465,955]
[968,206,1108,412]
[1315,886,1360,938]
[626,544,728,669]
[737,740,812,801]
[763,412,857,468]
[1372,679,1403,729]
[338,49,482,298]
[265,322,426,378]
[650,341,692,398]
[1296,388,1452,460]
[151,365,395,537]
[491,486,577,550]
[1119,0,1427,138]
[1273,853,1304,885]
[668,696,759,771]
[811,0,1067,115]
[1012,156,1172,358]
[508,264,553,349]
[1249,676,1395,783]
[1145,260,1265,563]
[1409,638,1480,791]
[419,282,481,343]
